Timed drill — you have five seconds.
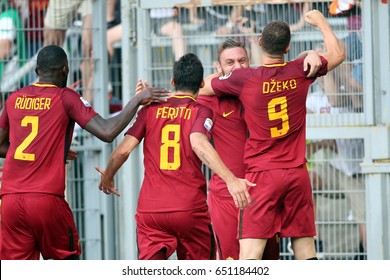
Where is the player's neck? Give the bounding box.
[175,91,197,98]
[262,55,284,65]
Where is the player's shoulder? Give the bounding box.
[194,101,213,117]
[6,84,34,99]
[196,95,217,106]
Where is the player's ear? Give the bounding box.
[63,65,69,75]
[170,78,175,87]
[215,61,222,74]
[35,67,39,76]
[199,79,205,89]
[284,45,290,54]
[258,36,263,47]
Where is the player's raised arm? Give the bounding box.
[304,9,346,71]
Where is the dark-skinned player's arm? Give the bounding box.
[84,87,169,143]
[0,128,9,158]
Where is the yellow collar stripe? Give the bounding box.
[33,83,58,88]
[262,63,287,67]
[171,95,196,102]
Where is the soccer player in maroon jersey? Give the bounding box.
[0,45,169,260]
[197,39,323,260]
[203,10,345,259]
[96,53,254,260]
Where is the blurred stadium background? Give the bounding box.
[1,0,389,260]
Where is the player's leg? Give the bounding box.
[239,238,268,260]
[291,237,317,260]
[29,195,81,259]
[1,195,40,259]
[174,208,215,260]
[239,171,281,259]
[262,234,280,260]
[208,189,239,260]
[281,165,317,260]
[135,212,177,260]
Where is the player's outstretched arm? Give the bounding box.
[190,132,255,209]
[85,87,170,143]
[304,9,345,71]
[96,135,139,196]
[198,73,220,96]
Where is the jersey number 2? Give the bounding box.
[268,97,290,137]
[160,124,180,170]
[14,116,39,161]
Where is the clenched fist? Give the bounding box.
[304,9,327,28]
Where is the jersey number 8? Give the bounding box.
[160,124,180,170]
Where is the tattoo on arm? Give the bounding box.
[199,151,210,166]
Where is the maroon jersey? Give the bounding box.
[0,83,97,197]
[197,95,246,196]
[126,95,213,212]
[211,57,328,171]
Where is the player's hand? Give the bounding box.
[304,50,322,77]
[136,87,171,105]
[226,178,255,209]
[304,9,326,28]
[95,167,121,197]
[135,79,151,96]
[66,149,78,164]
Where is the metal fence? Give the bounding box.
[1,0,389,260]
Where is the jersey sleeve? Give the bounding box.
[191,105,213,138]
[317,56,329,77]
[0,101,9,130]
[61,88,98,128]
[196,95,218,123]
[125,106,146,141]
[211,68,250,97]
[296,56,329,78]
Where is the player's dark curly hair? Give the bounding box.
[173,53,204,94]
[37,45,68,73]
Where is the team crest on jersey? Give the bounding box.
[219,72,232,80]
[80,96,91,107]
[204,118,213,132]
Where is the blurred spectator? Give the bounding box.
[150,7,187,61]
[26,0,48,58]
[43,0,93,103]
[0,0,27,91]
[43,0,118,105]
[252,2,311,32]
[236,3,311,66]
[107,81,122,114]
[195,5,233,35]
